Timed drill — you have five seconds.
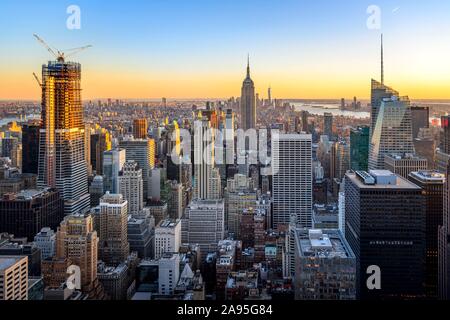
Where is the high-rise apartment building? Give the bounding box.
[37,60,90,215]
[345,170,425,299]
[118,161,143,215]
[271,134,312,228]
[240,58,256,130]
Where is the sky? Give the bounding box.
[0,0,450,100]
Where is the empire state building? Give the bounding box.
[240,57,256,130]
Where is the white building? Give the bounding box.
[118,161,144,215]
[154,219,181,259]
[158,253,180,295]
[272,133,312,228]
[34,227,56,260]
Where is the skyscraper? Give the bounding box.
[439,161,450,300]
[240,57,256,130]
[368,96,415,170]
[118,161,144,215]
[324,112,333,140]
[193,118,215,200]
[21,122,40,174]
[345,170,425,300]
[56,214,99,292]
[271,133,312,228]
[94,193,130,266]
[90,129,112,176]
[133,119,148,140]
[37,60,90,215]
[411,106,430,139]
[103,148,126,194]
[350,126,370,172]
[119,137,153,200]
[224,109,235,166]
[408,171,445,298]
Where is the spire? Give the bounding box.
[247,54,250,78]
[381,33,384,85]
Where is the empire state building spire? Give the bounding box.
[246,54,251,78]
[240,55,256,130]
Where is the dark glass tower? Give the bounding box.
[345,170,426,300]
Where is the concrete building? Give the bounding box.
[154,219,181,259]
[33,227,56,260]
[159,253,180,296]
[182,199,225,259]
[0,256,28,300]
[95,193,129,266]
[294,229,356,300]
[118,161,144,215]
[272,134,312,228]
[384,153,428,179]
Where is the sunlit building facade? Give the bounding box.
[37,60,90,215]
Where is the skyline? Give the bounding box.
[1,0,450,100]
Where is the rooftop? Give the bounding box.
[0,256,26,270]
[409,171,446,183]
[348,171,421,190]
[296,229,354,259]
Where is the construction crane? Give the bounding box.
[32,72,42,87]
[33,33,92,63]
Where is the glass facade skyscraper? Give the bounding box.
[37,60,90,215]
[368,96,415,170]
[350,126,369,172]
